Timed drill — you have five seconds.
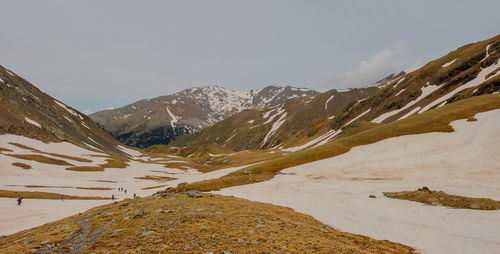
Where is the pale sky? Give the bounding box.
[0,0,498,113]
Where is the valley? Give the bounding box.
[0,14,499,253]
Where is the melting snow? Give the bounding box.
[393,77,405,87]
[420,60,500,113]
[441,58,457,68]
[63,115,72,123]
[372,84,443,123]
[166,107,180,127]
[395,88,406,97]
[398,106,421,120]
[261,112,287,146]
[24,117,41,128]
[324,95,335,110]
[480,44,492,62]
[344,109,371,127]
[81,122,90,129]
[262,107,285,125]
[54,100,83,120]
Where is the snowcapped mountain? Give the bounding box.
[0,65,124,155]
[171,86,379,151]
[90,85,319,148]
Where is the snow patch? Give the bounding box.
[394,77,405,87]
[395,88,406,97]
[166,107,180,127]
[399,106,421,120]
[24,117,41,128]
[344,109,371,127]
[420,60,500,113]
[261,112,287,146]
[54,101,83,120]
[441,58,457,68]
[372,84,443,123]
[324,95,335,110]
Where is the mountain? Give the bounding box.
[0,65,124,155]
[330,33,500,128]
[90,85,319,148]
[170,86,380,151]
[171,34,500,154]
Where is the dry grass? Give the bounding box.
[65,166,104,172]
[75,187,112,191]
[92,180,118,183]
[141,185,167,190]
[12,162,32,169]
[99,156,129,168]
[8,142,93,162]
[0,193,416,253]
[6,154,73,166]
[134,175,176,182]
[65,156,129,171]
[0,189,110,200]
[384,187,500,210]
[0,147,13,152]
[173,94,500,192]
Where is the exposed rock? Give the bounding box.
[187,190,202,198]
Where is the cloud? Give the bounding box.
[336,41,418,88]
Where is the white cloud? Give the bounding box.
[336,41,419,88]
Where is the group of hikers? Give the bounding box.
[16,187,139,205]
[112,187,138,201]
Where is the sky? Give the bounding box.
[0,0,498,114]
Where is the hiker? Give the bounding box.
[133,193,136,198]
[17,196,22,206]
[112,194,115,201]
[124,189,127,194]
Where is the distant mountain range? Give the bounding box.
[89,85,319,148]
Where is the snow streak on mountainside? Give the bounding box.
[330,34,500,129]
[90,85,319,148]
[171,87,379,151]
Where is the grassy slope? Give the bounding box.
[333,34,500,129]
[0,193,415,253]
[384,188,500,210]
[174,94,500,191]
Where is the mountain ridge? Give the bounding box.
[90,85,319,148]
